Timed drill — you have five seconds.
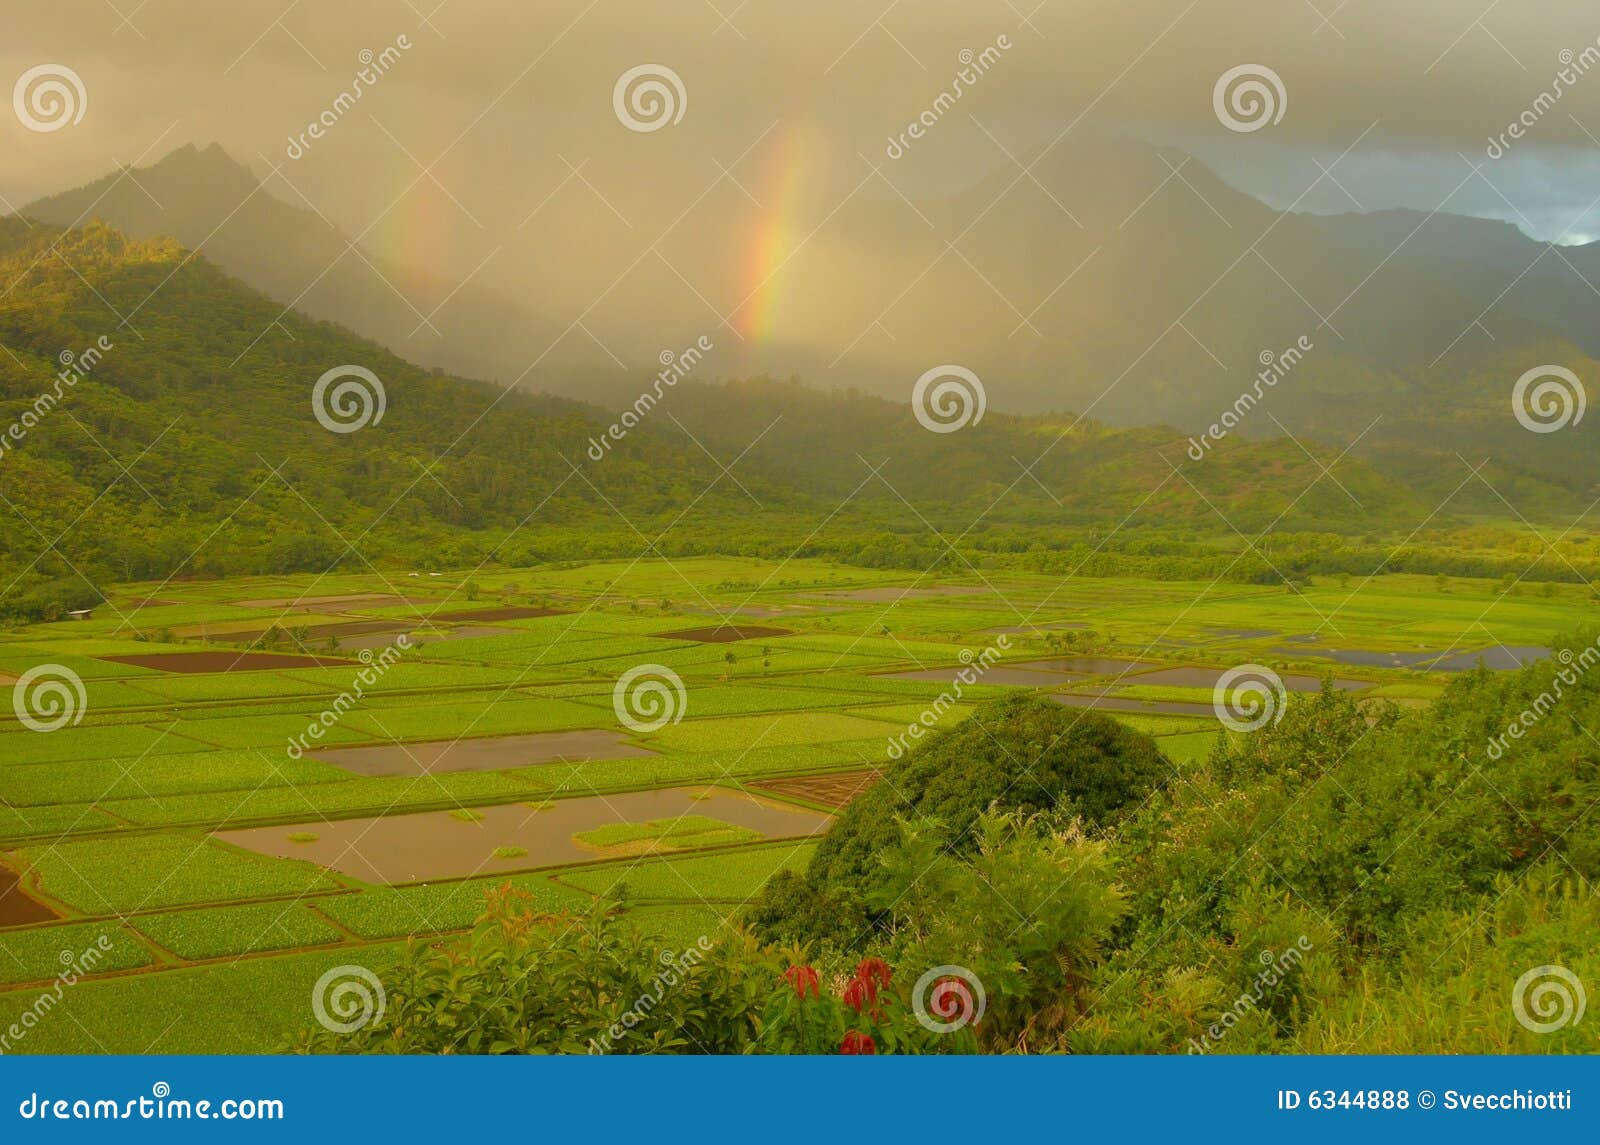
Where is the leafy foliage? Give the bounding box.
[747,694,1169,945]
[294,885,780,1054]
[296,811,1120,1055]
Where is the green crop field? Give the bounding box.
[0,559,1578,1052]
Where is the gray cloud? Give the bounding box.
[4,0,1599,383]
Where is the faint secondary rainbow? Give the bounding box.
[388,185,456,330]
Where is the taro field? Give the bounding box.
[0,558,1585,1052]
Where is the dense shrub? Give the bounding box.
[748,694,1170,945]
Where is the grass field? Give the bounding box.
[0,558,1576,1051]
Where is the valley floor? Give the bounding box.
[0,558,1583,1052]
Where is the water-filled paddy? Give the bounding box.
[1429,645,1551,671]
[215,787,832,883]
[0,865,59,926]
[1283,644,1551,671]
[1051,693,1219,717]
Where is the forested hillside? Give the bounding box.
[1,218,1596,624]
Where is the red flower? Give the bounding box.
[841,976,871,1013]
[854,957,892,991]
[840,1030,876,1055]
[783,965,820,999]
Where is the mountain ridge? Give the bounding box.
[19,144,611,392]
[14,141,1600,454]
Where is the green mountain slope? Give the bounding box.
[0,219,1589,622]
[20,144,602,390]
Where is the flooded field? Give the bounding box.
[307,730,657,777]
[1051,693,1219,717]
[1284,644,1551,671]
[0,865,59,927]
[1429,645,1551,671]
[216,787,833,883]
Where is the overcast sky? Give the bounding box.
[6,1,1600,283]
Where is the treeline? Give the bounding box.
[9,517,1599,626]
